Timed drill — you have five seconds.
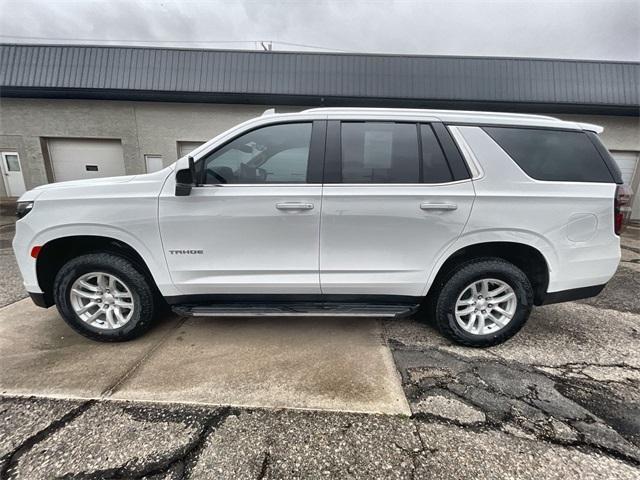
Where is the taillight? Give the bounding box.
[614,184,632,235]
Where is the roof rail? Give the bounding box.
[302,107,556,121]
[296,107,610,130]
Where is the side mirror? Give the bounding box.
[175,156,198,196]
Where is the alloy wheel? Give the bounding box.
[69,272,135,330]
[454,278,517,335]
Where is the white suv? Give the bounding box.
[13,108,628,347]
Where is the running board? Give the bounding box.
[172,302,419,318]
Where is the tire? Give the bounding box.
[54,253,156,342]
[434,257,533,347]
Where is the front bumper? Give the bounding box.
[12,216,43,294]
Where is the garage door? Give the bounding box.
[611,151,639,221]
[48,138,126,182]
[177,141,205,159]
[611,151,638,186]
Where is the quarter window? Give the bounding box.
[484,127,615,183]
[341,122,419,183]
[201,123,312,184]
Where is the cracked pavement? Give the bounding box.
[0,227,639,478]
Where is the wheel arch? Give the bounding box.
[36,235,161,307]
[425,241,551,305]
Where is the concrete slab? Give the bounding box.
[0,299,179,399]
[111,316,410,415]
[0,300,409,415]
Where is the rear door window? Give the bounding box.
[483,127,614,183]
[341,122,419,183]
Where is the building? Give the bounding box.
[1,43,639,220]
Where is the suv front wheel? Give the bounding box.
[434,258,533,347]
[54,253,156,342]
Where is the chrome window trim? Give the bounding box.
[321,180,473,187]
[193,179,474,188]
[193,183,315,188]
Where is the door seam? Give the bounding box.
[318,182,324,294]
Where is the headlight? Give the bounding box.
[16,201,34,219]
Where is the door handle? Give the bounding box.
[276,202,314,211]
[420,202,458,211]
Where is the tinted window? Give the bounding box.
[261,147,309,183]
[484,127,614,183]
[202,123,312,184]
[586,131,623,184]
[420,125,453,183]
[341,122,419,183]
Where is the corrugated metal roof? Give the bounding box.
[1,44,638,114]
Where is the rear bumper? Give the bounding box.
[541,284,606,305]
[28,291,53,308]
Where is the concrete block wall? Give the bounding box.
[0,98,638,219]
[0,98,303,192]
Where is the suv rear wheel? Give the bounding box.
[434,258,533,347]
[54,253,156,342]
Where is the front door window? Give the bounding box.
[201,123,312,184]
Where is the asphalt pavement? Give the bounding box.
[0,213,26,308]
